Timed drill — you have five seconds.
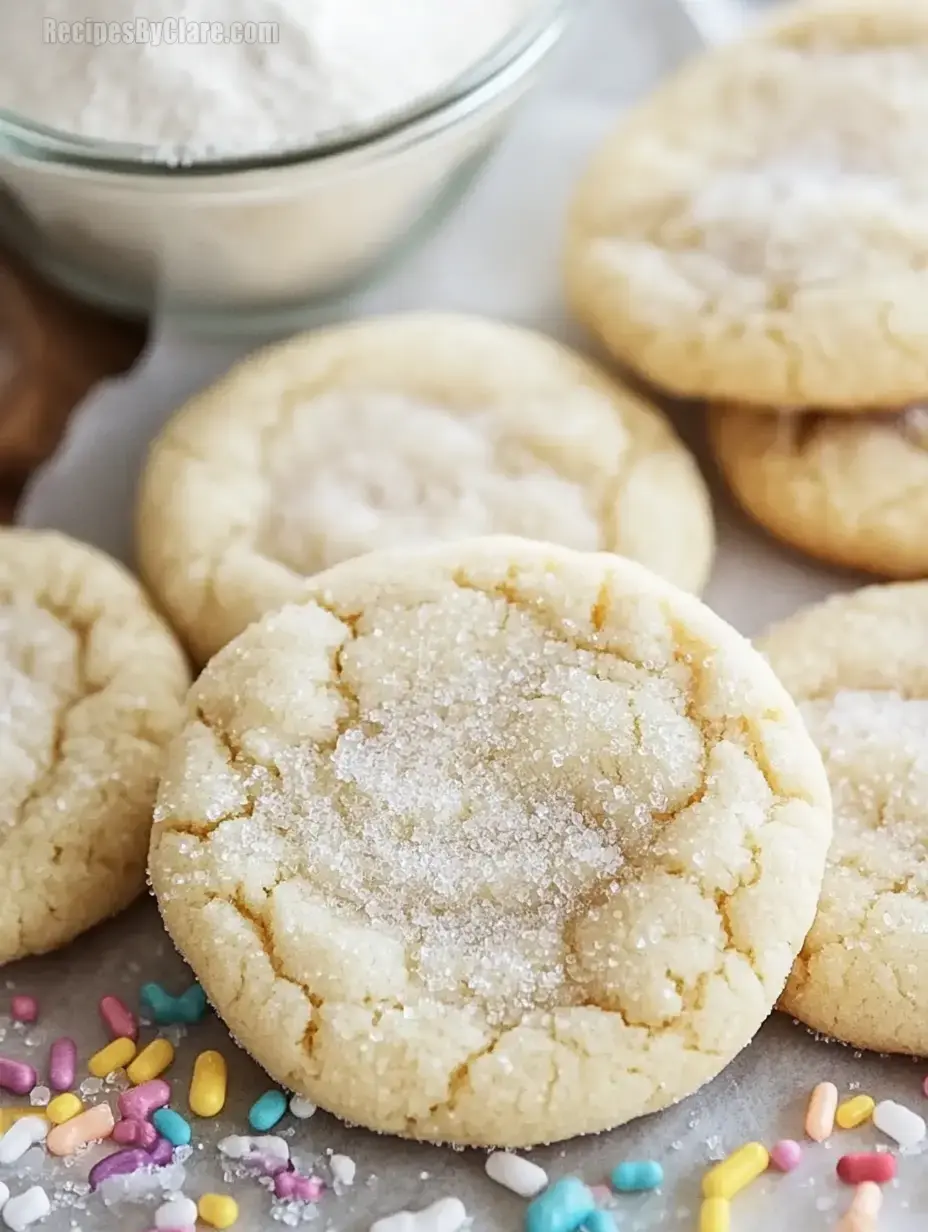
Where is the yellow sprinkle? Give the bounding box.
[198,1193,239,1229]
[46,1094,84,1125]
[0,1107,44,1133]
[189,1050,228,1118]
[126,1038,175,1086]
[88,1037,136,1079]
[836,1095,876,1131]
[700,1198,730,1232]
[702,1143,769,1200]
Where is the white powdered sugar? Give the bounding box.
[0,0,531,158]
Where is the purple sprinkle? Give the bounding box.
[148,1136,174,1167]
[89,1148,151,1190]
[275,1171,324,1202]
[0,1056,37,1095]
[48,1038,77,1092]
[11,995,38,1024]
[118,1079,171,1122]
[249,1150,290,1177]
[112,1119,157,1149]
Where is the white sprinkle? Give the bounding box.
[371,1197,467,1232]
[2,1186,51,1230]
[218,1135,251,1160]
[485,1152,548,1198]
[0,1117,48,1165]
[219,1134,290,1163]
[289,1095,317,1120]
[330,1155,356,1187]
[873,1100,926,1149]
[154,1195,198,1228]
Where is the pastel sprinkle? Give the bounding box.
[127,1038,175,1086]
[702,1144,769,1200]
[189,1050,227,1117]
[99,995,138,1041]
[248,1089,287,1132]
[525,1177,595,1232]
[154,1196,198,1228]
[611,1160,663,1192]
[805,1082,839,1142]
[88,1147,151,1191]
[1,1185,50,1230]
[151,1107,191,1147]
[88,1037,137,1079]
[837,1154,897,1185]
[288,1094,317,1119]
[371,1197,468,1232]
[699,1198,730,1232]
[769,1140,802,1173]
[0,1116,48,1164]
[198,1193,240,1228]
[119,1078,171,1121]
[140,982,208,1025]
[46,1102,116,1156]
[10,996,37,1024]
[872,1099,926,1149]
[48,1038,77,1092]
[275,1172,324,1202]
[112,1118,158,1149]
[0,1058,37,1096]
[836,1095,876,1131]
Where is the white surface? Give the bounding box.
[15,1,928,1230]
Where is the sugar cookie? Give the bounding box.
[136,314,714,664]
[710,406,928,576]
[566,0,928,409]
[149,537,831,1146]
[762,582,928,1052]
[0,529,189,964]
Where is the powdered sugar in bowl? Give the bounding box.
[0,0,573,329]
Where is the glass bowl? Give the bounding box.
[0,0,573,332]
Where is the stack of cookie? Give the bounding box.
[567,0,928,581]
[565,0,928,1062]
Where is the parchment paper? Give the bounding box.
[11,1,924,1228]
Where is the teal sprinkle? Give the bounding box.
[583,1213,617,1232]
[140,982,208,1025]
[152,1107,192,1147]
[249,1089,288,1132]
[526,1178,596,1232]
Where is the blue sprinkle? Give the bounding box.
[583,1213,617,1232]
[611,1161,664,1193]
[140,982,208,1025]
[526,1177,596,1232]
[152,1107,192,1147]
[249,1089,288,1132]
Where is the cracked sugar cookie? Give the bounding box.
[763,582,928,1053]
[0,529,189,965]
[566,0,928,409]
[136,313,714,665]
[711,406,928,577]
[149,537,831,1146]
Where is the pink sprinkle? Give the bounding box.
[0,1056,36,1095]
[246,1151,289,1177]
[11,995,38,1024]
[99,996,138,1042]
[770,1140,803,1173]
[118,1079,171,1121]
[48,1038,77,1092]
[275,1172,324,1202]
[112,1119,158,1149]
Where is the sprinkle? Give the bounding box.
[330,1154,357,1188]
[112,1118,158,1148]
[48,1038,77,1092]
[248,1089,287,1132]
[702,1144,769,1200]
[10,996,37,1025]
[288,1094,317,1119]
[198,1193,240,1228]
[127,1039,175,1086]
[217,1135,251,1160]
[582,1214,615,1232]
[274,1172,324,1202]
[151,1107,191,1147]
[88,1038,137,1079]
[154,1196,198,1228]
[837,1154,897,1185]
[0,1116,48,1164]
[872,1099,926,1149]
[99,995,138,1041]
[485,1152,547,1198]
[189,1050,227,1117]
[805,1083,839,1142]
[119,1078,171,1121]
[837,1095,876,1131]
[371,1197,468,1232]
[46,1101,116,1156]
[140,982,208,1025]
[88,1147,152,1191]
[46,1093,83,1126]
[1,1186,50,1230]
[525,1178,595,1232]
[611,1161,663,1193]
[699,1198,730,1232]
[769,1140,802,1173]
[0,1058,36,1096]
[149,1135,175,1167]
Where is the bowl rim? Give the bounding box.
[0,0,574,177]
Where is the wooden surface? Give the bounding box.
[0,250,145,522]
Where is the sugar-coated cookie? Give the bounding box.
[763,583,928,1053]
[136,313,714,664]
[0,529,189,965]
[149,537,831,1147]
[711,407,928,576]
[566,0,928,409]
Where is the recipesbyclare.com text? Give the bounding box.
[43,17,279,45]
